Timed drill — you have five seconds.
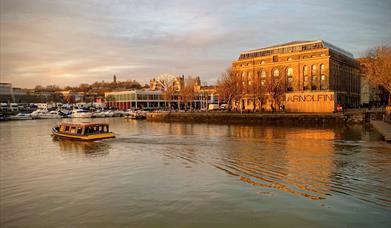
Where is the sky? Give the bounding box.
[1,0,390,88]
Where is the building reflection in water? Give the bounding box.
[214,125,336,201]
[54,139,110,157]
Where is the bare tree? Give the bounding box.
[253,74,268,112]
[266,74,286,111]
[366,46,391,102]
[181,76,197,111]
[217,68,243,112]
[155,74,176,111]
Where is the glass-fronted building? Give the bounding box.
[105,90,215,110]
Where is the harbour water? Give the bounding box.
[0,118,390,227]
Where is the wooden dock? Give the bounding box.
[371,120,391,141]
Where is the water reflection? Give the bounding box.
[54,138,110,157]
[155,124,390,206]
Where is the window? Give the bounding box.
[273,69,280,77]
[260,60,265,64]
[248,81,252,86]
[77,127,83,135]
[311,85,317,90]
[321,75,326,81]
[261,80,266,86]
[288,77,293,82]
[65,126,70,132]
[320,64,325,74]
[287,57,292,61]
[287,67,293,77]
[312,76,317,81]
[273,55,278,62]
[303,66,308,76]
[304,76,309,82]
[311,65,317,75]
[70,127,76,134]
[260,70,266,78]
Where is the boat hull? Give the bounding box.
[52,130,115,141]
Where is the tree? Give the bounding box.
[155,74,176,111]
[217,68,243,111]
[34,85,44,92]
[181,76,197,111]
[266,74,286,110]
[366,46,391,102]
[253,73,268,112]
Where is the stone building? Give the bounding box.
[149,75,185,92]
[231,40,361,112]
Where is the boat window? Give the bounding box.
[70,127,76,134]
[85,127,92,135]
[65,126,70,132]
[77,127,83,135]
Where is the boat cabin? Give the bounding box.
[59,122,110,135]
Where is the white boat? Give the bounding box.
[31,109,62,119]
[103,110,114,117]
[71,109,93,118]
[113,110,125,117]
[92,111,106,118]
[8,113,32,120]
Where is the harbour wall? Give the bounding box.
[146,112,346,126]
[146,111,385,126]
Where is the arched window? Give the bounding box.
[273,69,280,77]
[260,70,266,78]
[287,57,292,61]
[303,66,308,76]
[320,64,325,74]
[287,67,294,77]
[311,65,317,75]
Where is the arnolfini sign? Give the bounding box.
[285,92,336,113]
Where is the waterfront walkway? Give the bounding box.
[371,120,391,141]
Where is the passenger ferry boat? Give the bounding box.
[52,122,115,141]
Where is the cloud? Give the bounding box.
[0,0,390,88]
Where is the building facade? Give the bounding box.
[232,40,361,112]
[105,89,217,111]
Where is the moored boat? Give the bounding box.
[124,110,147,119]
[71,109,93,118]
[8,113,32,120]
[51,122,115,141]
[103,110,114,117]
[31,109,63,119]
[92,111,106,118]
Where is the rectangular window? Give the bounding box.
[321,75,326,81]
[273,55,278,62]
[77,127,83,135]
[65,126,70,132]
[70,127,76,134]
